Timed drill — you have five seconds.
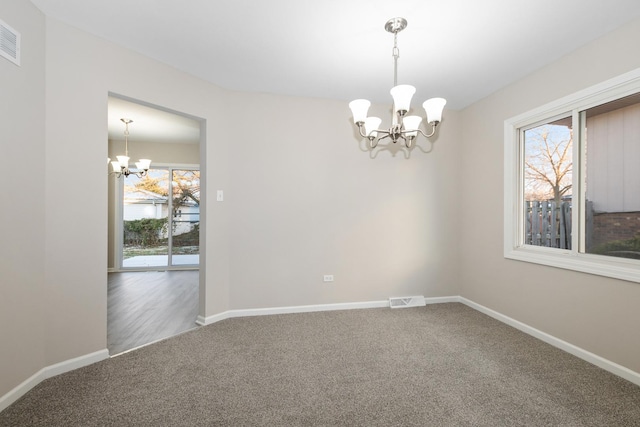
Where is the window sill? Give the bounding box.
[504,246,640,284]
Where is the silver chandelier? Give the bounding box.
[109,118,152,178]
[349,17,446,149]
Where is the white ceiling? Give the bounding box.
[29,0,640,141]
[107,96,200,144]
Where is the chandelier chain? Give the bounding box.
[123,121,130,157]
[392,32,399,87]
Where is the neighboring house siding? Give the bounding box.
[586,103,640,213]
[124,203,166,221]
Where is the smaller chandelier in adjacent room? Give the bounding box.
[109,118,151,178]
[349,17,446,150]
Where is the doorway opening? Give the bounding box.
[107,94,204,355]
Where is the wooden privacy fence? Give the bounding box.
[525,200,572,249]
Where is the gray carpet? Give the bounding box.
[1,303,639,426]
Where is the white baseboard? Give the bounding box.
[196,300,390,326]
[459,297,640,387]
[423,296,459,305]
[43,349,109,379]
[0,369,44,414]
[198,296,464,326]
[196,311,229,326]
[230,300,391,318]
[0,349,109,413]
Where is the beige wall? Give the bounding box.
[0,0,46,400]
[226,91,462,308]
[459,18,640,374]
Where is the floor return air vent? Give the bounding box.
[389,296,426,308]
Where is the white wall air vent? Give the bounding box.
[0,18,20,66]
[389,296,426,309]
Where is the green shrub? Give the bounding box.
[172,223,199,247]
[124,218,168,247]
[590,235,640,259]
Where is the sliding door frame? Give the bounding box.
[113,162,200,272]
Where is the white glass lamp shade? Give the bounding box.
[116,155,130,169]
[402,115,422,138]
[390,85,416,114]
[349,99,371,124]
[423,98,447,124]
[136,159,152,170]
[111,161,121,172]
[363,117,382,138]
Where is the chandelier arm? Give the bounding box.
[411,124,439,139]
[377,133,392,141]
[108,166,149,179]
[395,123,440,147]
[357,123,392,140]
[356,123,368,138]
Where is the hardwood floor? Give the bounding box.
[107,270,199,355]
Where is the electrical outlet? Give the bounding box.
[323,275,334,282]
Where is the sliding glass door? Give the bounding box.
[170,169,200,266]
[120,166,199,269]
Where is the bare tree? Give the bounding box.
[133,173,168,197]
[524,123,572,205]
[171,170,200,207]
[132,170,200,215]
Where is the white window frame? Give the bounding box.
[504,67,640,283]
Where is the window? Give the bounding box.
[504,68,640,283]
